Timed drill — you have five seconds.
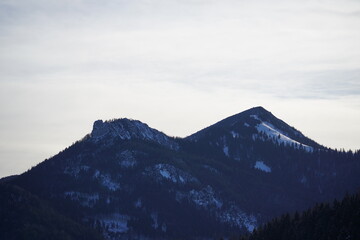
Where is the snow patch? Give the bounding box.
[64,165,90,178]
[151,212,159,229]
[255,122,313,152]
[189,186,223,209]
[94,171,120,191]
[117,150,137,168]
[145,164,198,184]
[134,198,142,208]
[223,145,229,157]
[218,206,257,232]
[96,214,129,234]
[318,185,323,194]
[175,191,186,203]
[250,115,261,121]
[203,165,220,174]
[64,191,99,207]
[160,169,171,179]
[254,161,271,173]
[177,189,257,232]
[101,175,120,191]
[300,175,307,184]
[161,223,167,232]
[231,131,239,138]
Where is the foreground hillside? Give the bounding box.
[240,191,360,240]
[0,183,104,240]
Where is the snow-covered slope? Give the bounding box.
[252,116,313,152]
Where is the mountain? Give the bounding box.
[6,106,360,239]
[187,106,320,153]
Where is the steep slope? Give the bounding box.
[8,107,360,240]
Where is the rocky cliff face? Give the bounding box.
[90,118,179,150]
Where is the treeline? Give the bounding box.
[239,192,360,240]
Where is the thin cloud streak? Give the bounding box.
[1,0,359,98]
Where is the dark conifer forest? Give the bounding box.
[238,192,360,240]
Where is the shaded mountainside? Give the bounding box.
[0,183,104,240]
[6,106,360,239]
[239,192,360,240]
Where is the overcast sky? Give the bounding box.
[1,0,359,178]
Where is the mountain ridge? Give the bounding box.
[4,106,360,240]
[86,106,321,153]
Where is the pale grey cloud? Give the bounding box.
[0,0,360,177]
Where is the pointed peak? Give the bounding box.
[248,106,268,112]
[211,106,274,128]
[238,106,272,118]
